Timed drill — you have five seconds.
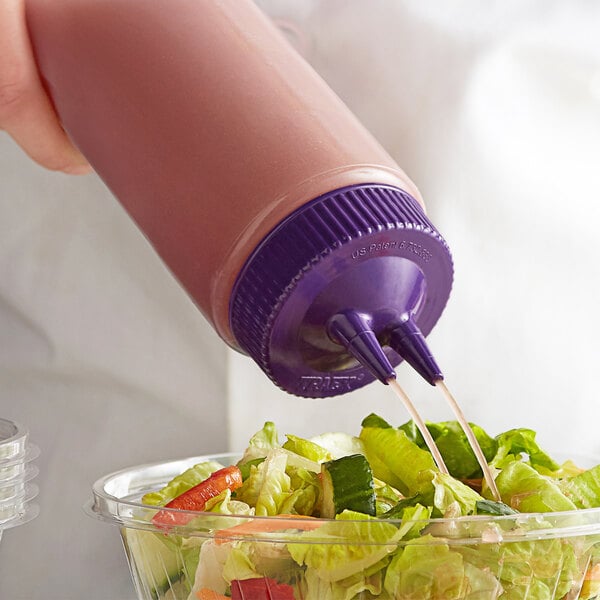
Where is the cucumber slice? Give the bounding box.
[123,528,187,599]
[321,454,376,518]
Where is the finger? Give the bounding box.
[0,0,91,174]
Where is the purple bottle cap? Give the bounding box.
[230,184,453,398]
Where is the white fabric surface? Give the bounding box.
[1,1,599,598]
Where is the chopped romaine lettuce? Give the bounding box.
[235,449,291,516]
[136,416,600,600]
[309,431,365,460]
[559,464,600,509]
[359,425,437,496]
[491,428,560,472]
[282,434,332,463]
[495,461,577,513]
[384,540,477,599]
[238,422,280,465]
[287,510,401,582]
[431,470,484,517]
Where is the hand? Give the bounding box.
[0,0,91,174]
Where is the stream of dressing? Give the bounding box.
[435,380,501,501]
[387,377,501,501]
[387,379,449,474]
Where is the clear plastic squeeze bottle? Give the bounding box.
[26,0,453,397]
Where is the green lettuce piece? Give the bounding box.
[279,467,320,516]
[239,457,265,481]
[463,562,504,598]
[398,420,497,480]
[457,536,579,599]
[221,539,302,585]
[491,428,559,471]
[283,434,332,463]
[238,422,280,465]
[189,539,231,596]
[535,459,584,479]
[431,471,484,517]
[288,510,401,582]
[141,460,224,506]
[300,557,391,600]
[204,488,252,515]
[309,432,365,460]
[221,545,261,583]
[359,425,437,496]
[431,422,497,480]
[384,540,469,599]
[495,461,576,513]
[235,449,291,516]
[394,504,432,540]
[373,479,402,515]
[361,413,393,429]
[559,464,600,509]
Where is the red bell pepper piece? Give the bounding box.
[231,578,296,600]
[152,465,243,528]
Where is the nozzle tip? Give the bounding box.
[388,318,443,385]
[328,311,396,384]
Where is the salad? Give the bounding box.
[124,414,600,600]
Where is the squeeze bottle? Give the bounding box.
[26,0,454,397]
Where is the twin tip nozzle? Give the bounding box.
[327,311,443,385]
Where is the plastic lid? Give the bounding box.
[0,419,40,531]
[230,184,453,397]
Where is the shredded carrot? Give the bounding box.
[196,588,228,600]
[214,514,322,545]
[584,563,600,581]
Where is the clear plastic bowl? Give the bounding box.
[87,454,600,600]
[0,419,40,534]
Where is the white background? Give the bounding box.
[1,1,599,598]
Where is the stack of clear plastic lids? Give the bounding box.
[0,419,39,541]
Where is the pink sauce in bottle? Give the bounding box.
[26,0,453,399]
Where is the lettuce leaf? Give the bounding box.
[188,539,231,596]
[309,432,366,460]
[204,489,253,516]
[397,419,497,480]
[431,471,484,517]
[288,510,401,582]
[361,413,392,429]
[238,422,280,465]
[495,461,577,513]
[221,545,262,583]
[299,557,391,600]
[221,541,302,586]
[394,504,432,540]
[491,428,559,472]
[359,425,437,496]
[456,536,579,600]
[235,449,291,516]
[373,478,402,515]
[279,467,320,516]
[430,422,497,480]
[384,540,469,599]
[559,464,600,509]
[283,434,332,463]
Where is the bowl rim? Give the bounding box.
[86,452,600,545]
